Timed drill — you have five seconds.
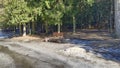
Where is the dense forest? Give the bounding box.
[0,0,114,36]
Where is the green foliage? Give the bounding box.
[3,0,32,26]
[40,0,65,25]
[87,0,94,6]
[0,0,113,34]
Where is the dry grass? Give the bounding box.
[11,35,41,41]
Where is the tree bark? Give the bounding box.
[73,16,76,34]
[28,22,31,35]
[32,22,35,34]
[45,22,48,34]
[115,0,120,38]
[58,23,61,33]
[23,24,26,36]
[19,24,22,35]
[109,0,114,33]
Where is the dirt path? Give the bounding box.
[0,39,120,68]
[0,30,120,68]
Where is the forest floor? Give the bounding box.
[0,30,120,68]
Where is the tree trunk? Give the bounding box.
[32,22,35,34]
[14,26,16,33]
[28,22,31,35]
[109,13,113,33]
[73,16,76,34]
[45,22,48,34]
[58,23,61,33]
[23,24,26,36]
[115,0,120,38]
[89,24,92,29]
[109,0,114,33]
[19,24,22,35]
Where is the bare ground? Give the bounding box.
[0,30,120,68]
